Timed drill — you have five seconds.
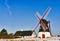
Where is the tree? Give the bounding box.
[0,28,8,36]
[0,28,14,39]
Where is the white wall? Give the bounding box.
[37,32,51,38]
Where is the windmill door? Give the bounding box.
[42,34,45,38]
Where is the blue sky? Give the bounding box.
[0,0,60,35]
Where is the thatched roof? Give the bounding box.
[14,30,33,36]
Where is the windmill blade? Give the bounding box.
[41,7,51,19]
[36,12,42,20]
[49,27,52,36]
[41,20,48,31]
[33,21,40,32]
[48,21,52,36]
[33,12,41,32]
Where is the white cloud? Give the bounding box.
[5,0,12,15]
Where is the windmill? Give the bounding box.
[32,7,52,38]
